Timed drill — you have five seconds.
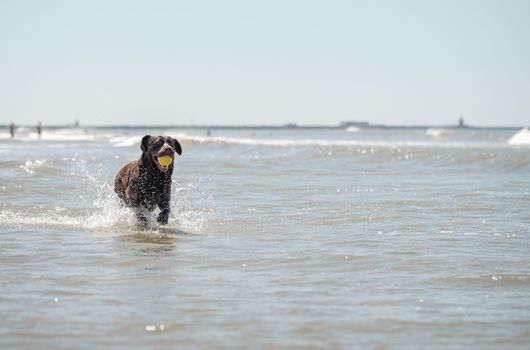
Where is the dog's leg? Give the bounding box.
[135,207,149,228]
[157,184,171,225]
[157,209,169,225]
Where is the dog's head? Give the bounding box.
[141,135,182,172]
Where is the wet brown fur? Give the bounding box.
[114,135,182,226]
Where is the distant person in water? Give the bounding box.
[9,123,15,139]
[36,122,42,139]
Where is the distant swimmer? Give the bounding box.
[9,123,15,139]
[36,122,42,139]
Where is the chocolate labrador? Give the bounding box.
[114,135,182,226]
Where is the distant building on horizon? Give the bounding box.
[457,117,470,128]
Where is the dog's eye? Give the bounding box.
[155,140,164,146]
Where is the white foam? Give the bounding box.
[0,206,133,233]
[169,132,500,149]
[170,132,381,147]
[19,159,47,174]
[173,133,359,147]
[345,126,360,133]
[0,128,99,142]
[42,128,99,141]
[508,128,530,145]
[426,128,453,140]
[109,135,142,147]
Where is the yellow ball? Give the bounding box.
[157,156,173,166]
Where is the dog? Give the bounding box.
[114,135,182,226]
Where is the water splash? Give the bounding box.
[74,158,215,234]
[0,157,215,235]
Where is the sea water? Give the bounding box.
[1,126,529,349]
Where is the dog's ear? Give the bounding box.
[141,135,151,152]
[170,137,182,155]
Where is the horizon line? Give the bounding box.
[1,122,526,130]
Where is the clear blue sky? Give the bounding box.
[1,0,529,126]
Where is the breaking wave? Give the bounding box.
[0,128,107,142]
[508,128,530,145]
[426,128,453,140]
[167,133,506,149]
[3,127,527,149]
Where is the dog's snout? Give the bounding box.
[162,145,174,153]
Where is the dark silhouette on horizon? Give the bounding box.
[36,122,42,139]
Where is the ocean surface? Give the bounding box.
[1,126,529,349]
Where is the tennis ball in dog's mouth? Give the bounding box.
[157,155,173,166]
